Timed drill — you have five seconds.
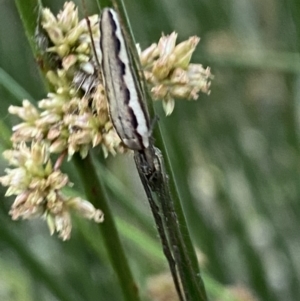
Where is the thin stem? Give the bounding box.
[155,126,207,292]
[14,0,51,90]
[134,152,185,301]
[155,151,208,300]
[14,0,42,56]
[73,153,142,301]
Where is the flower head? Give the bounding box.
[1,1,212,239]
[0,141,103,240]
[140,32,213,115]
[0,2,113,240]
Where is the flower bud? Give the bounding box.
[139,43,159,66]
[62,54,77,70]
[46,27,64,45]
[173,36,200,68]
[57,2,78,32]
[157,32,177,57]
[152,54,176,80]
[42,8,57,28]
[162,97,175,116]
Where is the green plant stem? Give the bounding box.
[14,0,50,90]
[73,153,141,301]
[97,0,111,9]
[14,0,42,56]
[95,161,156,236]
[153,138,208,301]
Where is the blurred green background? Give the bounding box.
[1,0,300,300]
